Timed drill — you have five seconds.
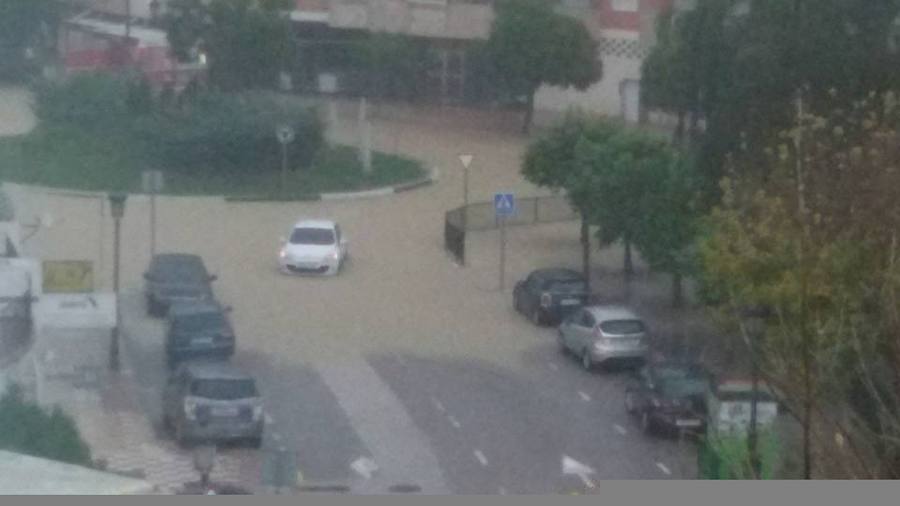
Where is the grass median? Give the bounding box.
[0,125,425,199]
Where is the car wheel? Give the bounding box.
[531,308,543,326]
[581,349,593,372]
[641,411,652,435]
[625,392,636,414]
[513,293,520,312]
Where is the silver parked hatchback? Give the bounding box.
[162,361,264,447]
[558,306,650,371]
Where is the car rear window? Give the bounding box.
[290,228,335,245]
[547,279,587,293]
[190,379,258,400]
[176,312,227,332]
[599,319,645,334]
[661,378,709,398]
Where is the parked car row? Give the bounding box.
[514,267,778,438]
[144,253,264,448]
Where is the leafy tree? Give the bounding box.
[642,0,900,202]
[522,112,617,288]
[487,0,600,133]
[165,0,295,90]
[701,90,900,478]
[0,0,58,81]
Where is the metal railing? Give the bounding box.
[444,194,578,265]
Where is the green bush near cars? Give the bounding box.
[0,384,91,466]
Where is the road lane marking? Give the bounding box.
[613,424,627,435]
[265,414,274,425]
[447,415,461,429]
[656,462,672,475]
[578,391,591,402]
[474,450,488,467]
[548,362,559,371]
[498,487,508,495]
[432,398,446,413]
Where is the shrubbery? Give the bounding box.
[33,73,323,172]
[0,384,91,466]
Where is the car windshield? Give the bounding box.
[654,367,708,397]
[548,279,587,293]
[290,228,335,245]
[177,312,227,332]
[190,379,258,400]
[600,320,645,334]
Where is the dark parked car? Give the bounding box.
[163,361,264,448]
[513,268,590,326]
[144,254,217,316]
[625,361,711,436]
[165,301,235,368]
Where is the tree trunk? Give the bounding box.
[624,238,634,281]
[522,90,535,135]
[674,109,686,147]
[581,218,591,292]
[688,107,701,147]
[672,272,683,309]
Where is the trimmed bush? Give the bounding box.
[0,384,91,466]
[33,73,131,127]
[133,91,323,172]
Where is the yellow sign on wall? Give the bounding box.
[42,261,94,294]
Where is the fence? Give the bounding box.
[444,195,579,265]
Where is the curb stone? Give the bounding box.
[225,166,440,203]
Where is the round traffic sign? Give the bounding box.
[276,125,295,144]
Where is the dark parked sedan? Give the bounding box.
[165,301,235,368]
[144,254,217,316]
[625,361,711,436]
[513,268,590,326]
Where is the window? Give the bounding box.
[176,312,227,333]
[611,0,639,12]
[290,227,336,245]
[599,319,645,335]
[190,379,258,400]
[547,279,587,293]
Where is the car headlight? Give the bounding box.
[184,398,199,420]
[279,248,287,259]
[331,250,340,260]
[252,405,264,421]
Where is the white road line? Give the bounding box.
[447,415,461,429]
[498,487,508,495]
[613,424,627,435]
[473,450,489,467]
[265,414,274,425]
[578,391,591,402]
[656,462,672,475]
[432,398,446,413]
[548,362,559,371]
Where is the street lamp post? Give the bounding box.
[741,304,770,479]
[108,193,127,372]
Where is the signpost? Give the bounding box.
[459,154,473,208]
[141,170,164,257]
[276,125,296,189]
[494,192,516,291]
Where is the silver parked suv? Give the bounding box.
[558,306,650,371]
[163,361,264,447]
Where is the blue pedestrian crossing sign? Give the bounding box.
[494,192,516,218]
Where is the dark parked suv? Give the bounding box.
[165,301,235,368]
[163,361,264,447]
[513,268,590,326]
[625,361,712,436]
[144,254,217,317]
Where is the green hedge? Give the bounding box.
[32,74,323,173]
[0,384,91,466]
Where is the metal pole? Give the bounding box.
[125,0,131,39]
[499,216,507,291]
[281,143,288,189]
[110,215,121,371]
[150,192,156,257]
[463,165,469,208]
[749,350,761,478]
